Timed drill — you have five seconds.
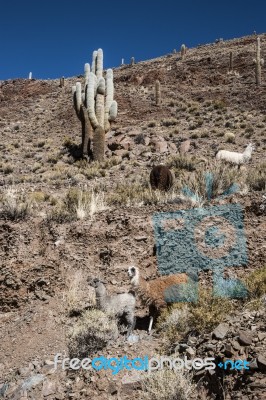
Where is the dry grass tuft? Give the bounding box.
[180,163,244,205]
[0,185,31,220]
[224,131,235,143]
[244,266,266,310]
[142,369,196,400]
[68,309,118,358]
[246,163,266,191]
[64,270,95,316]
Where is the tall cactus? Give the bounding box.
[229,51,233,72]
[72,82,93,160]
[73,49,118,161]
[155,80,161,106]
[181,44,186,60]
[254,37,264,86]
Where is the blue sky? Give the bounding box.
[1,0,265,80]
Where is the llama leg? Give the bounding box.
[148,316,153,333]
[125,312,135,337]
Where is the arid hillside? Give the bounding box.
[0,34,265,400]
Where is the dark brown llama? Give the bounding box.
[150,165,173,191]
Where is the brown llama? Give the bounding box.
[150,165,173,191]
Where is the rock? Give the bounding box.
[42,379,57,397]
[72,173,87,184]
[231,340,241,351]
[21,374,45,390]
[257,355,266,372]
[205,343,216,351]
[168,142,177,154]
[249,358,258,370]
[179,139,191,155]
[18,366,31,377]
[127,334,139,344]
[0,383,9,397]
[179,343,189,352]
[108,381,118,395]
[258,332,266,341]
[187,336,198,346]
[120,138,132,150]
[238,331,252,346]
[134,236,147,242]
[186,346,196,357]
[223,344,234,357]
[155,140,168,153]
[113,149,129,158]
[212,323,229,340]
[96,380,109,392]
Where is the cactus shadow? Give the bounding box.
[65,142,92,161]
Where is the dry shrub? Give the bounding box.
[68,309,118,358]
[64,270,95,317]
[157,305,190,342]
[48,187,108,222]
[0,185,30,220]
[180,163,244,205]
[167,155,197,172]
[188,288,233,332]
[159,289,233,337]
[224,132,235,143]
[244,266,266,310]
[246,163,266,191]
[142,369,195,400]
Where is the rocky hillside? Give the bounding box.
[0,34,265,400]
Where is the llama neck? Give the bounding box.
[243,146,252,156]
[131,269,140,288]
[243,146,252,161]
[95,285,106,308]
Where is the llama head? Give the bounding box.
[128,266,139,285]
[90,277,106,290]
[246,143,255,152]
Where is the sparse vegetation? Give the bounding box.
[180,164,244,205]
[0,186,31,220]
[244,266,266,309]
[142,369,195,400]
[68,309,118,358]
[224,131,235,143]
[161,118,178,127]
[246,163,266,191]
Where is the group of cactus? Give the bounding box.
[72,49,117,161]
[254,37,264,86]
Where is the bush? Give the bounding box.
[245,267,266,299]
[180,164,244,205]
[68,309,118,358]
[224,131,235,143]
[142,369,195,400]
[0,186,30,220]
[246,163,266,191]
[167,155,196,172]
[161,118,178,127]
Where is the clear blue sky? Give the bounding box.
[1,0,265,80]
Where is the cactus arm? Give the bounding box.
[80,104,93,159]
[86,72,99,129]
[104,69,114,131]
[96,48,103,78]
[109,100,117,122]
[91,50,97,74]
[84,63,90,85]
[254,37,264,85]
[155,80,161,106]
